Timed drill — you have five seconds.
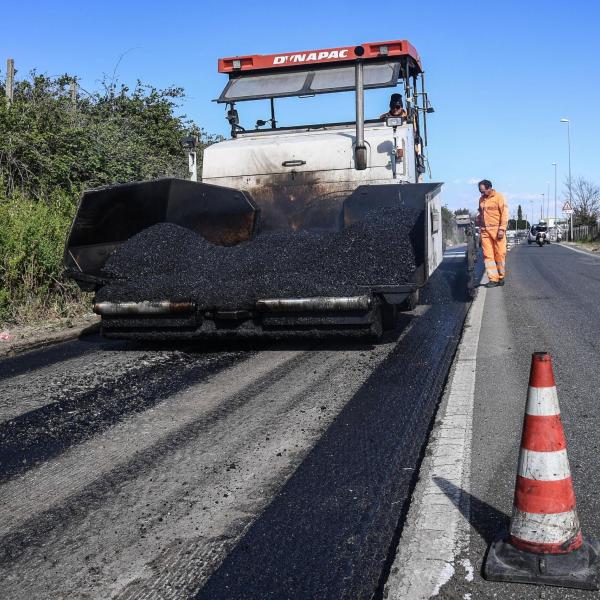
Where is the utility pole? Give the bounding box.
[70,78,77,109]
[529,199,534,227]
[5,58,14,106]
[561,118,572,240]
[552,162,557,227]
[541,193,544,221]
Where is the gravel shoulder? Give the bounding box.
[0,313,100,358]
[564,240,600,254]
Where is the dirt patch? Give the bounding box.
[571,241,600,253]
[0,314,100,357]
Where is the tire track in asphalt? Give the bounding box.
[0,345,244,482]
[0,334,111,381]
[0,340,402,600]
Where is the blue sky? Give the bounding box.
[2,0,599,217]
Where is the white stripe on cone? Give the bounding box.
[526,386,560,416]
[511,508,580,544]
[518,448,571,480]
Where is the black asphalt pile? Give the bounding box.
[97,206,421,309]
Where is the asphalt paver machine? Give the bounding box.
[65,40,462,339]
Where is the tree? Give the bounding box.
[517,204,523,221]
[454,208,477,221]
[0,69,220,324]
[0,72,219,201]
[508,218,529,230]
[454,207,470,215]
[563,176,600,226]
[442,205,458,246]
[442,205,455,230]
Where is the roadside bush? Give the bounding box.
[0,70,218,326]
[0,190,85,324]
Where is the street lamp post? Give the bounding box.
[541,193,544,221]
[529,199,534,228]
[560,118,572,240]
[552,162,557,227]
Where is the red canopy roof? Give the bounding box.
[218,40,422,74]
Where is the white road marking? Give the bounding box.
[557,242,600,259]
[384,283,487,599]
[459,558,474,582]
[444,244,467,259]
[432,563,454,596]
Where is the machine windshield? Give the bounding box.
[218,62,400,103]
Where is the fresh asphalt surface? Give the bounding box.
[440,241,600,599]
[0,248,472,600]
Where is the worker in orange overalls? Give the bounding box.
[476,179,508,288]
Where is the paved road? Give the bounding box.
[0,250,473,600]
[429,242,600,599]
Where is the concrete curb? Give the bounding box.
[0,319,100,358]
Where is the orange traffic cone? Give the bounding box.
[484,352,600,589]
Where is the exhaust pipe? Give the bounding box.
[256,296,372,313]
[93,300,196,316]
[354,48,367,171]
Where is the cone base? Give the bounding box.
[484,535,600,590]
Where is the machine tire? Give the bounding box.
[399,290,419,312]
[368,303,384,340]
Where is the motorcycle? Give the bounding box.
[536,231,549,247]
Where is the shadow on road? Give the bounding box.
[0,334,112,380]
[433,476,510,545]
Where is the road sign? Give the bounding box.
[562,201,574,214]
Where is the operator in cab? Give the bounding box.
[380,93,407,122]
[476,179,509,288]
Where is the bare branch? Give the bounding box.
[563,175,600,225]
